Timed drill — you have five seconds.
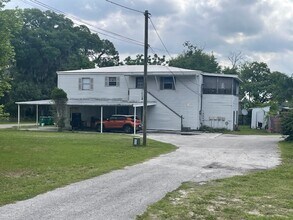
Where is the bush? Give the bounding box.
[51,88,68,131]
[281,110,293,141]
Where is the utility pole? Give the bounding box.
[143,10,149,146]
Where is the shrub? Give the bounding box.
[281,110,293,141]
[51,88,68,131]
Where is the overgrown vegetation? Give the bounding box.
[138,141,293,219]
[51,87,68,131]
[281,110,293,141]
[0,130,176,206]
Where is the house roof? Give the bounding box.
[57,65,202,76]
[202,72,242,82]
[57,65,242,81]
[15,99,156,107]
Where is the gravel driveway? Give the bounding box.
[0,133,281,220]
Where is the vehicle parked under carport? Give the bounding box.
[95,115,142,133]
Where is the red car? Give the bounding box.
[96,115,142,133]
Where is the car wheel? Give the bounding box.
[123,125,133,133]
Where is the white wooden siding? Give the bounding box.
[58,71,238,131]
[146,75,201,130]
[58,74,129,100]
[202,94,239,130]
[147,94,181,130]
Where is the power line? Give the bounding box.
[22,0,145,47]
[149,17,173,59]
[105,0,144,14]
[149,46,200,95]
[149,17,201,90]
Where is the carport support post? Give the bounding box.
[100,106,103,133]
[36,104,39,126]
[133,106,137,135]
[17,104,20,129]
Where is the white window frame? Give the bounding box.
[105,76,120,87]
[160,76,176,90]
[79,78,93,90]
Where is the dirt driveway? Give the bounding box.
[0,133,281,220]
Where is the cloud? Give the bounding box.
[4,0,293,75]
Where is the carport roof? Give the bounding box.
[15,99,156,107]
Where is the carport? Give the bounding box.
[15,100,54,128]
[15,98,156,134]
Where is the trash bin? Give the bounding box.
[133,137,141,146]
[39,116,54,126]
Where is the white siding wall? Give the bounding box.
[58,74,129,100]
[202,94,239,130]
[146,75,201,130]
[58,72,238,131]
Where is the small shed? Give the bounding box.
[250,106,270,129]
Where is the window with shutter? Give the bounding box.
[79,78,93,90]
[105,76,119,87]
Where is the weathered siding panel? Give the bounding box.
[146,75,201,130]
[202,94,238,130]
[147,95,181,130]
[58,74,129,100]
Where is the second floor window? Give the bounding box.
[160,77,176,90]
[105,76,120,87]
[136,77,144,89]
[79,78,93,90]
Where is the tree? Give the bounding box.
[4,8,119,117]
[123,54,166,65]
[222,51,244,75]
[239,61,293,108]
[267,72,293,105]
[281,110,293,141]
[51,87,67,131]
[169,41,221,72]
[0,1,21,118]
[239,62,271,107]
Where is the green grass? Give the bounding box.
[138,141,293,220]
[225,125,279,135]
[0,130,176,206]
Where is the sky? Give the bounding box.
[5,0,293,75]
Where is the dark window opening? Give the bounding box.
[160,77,175,90]
[136,77,144,89]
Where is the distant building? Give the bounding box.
[250,106,270,129]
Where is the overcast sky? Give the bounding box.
[6,0,293,75]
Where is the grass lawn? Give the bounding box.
[225,125,279,135]
[138,141,293,220]
[0,130,176,206]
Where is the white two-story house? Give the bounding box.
[16,65,240,131]
[58,65,240,131]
